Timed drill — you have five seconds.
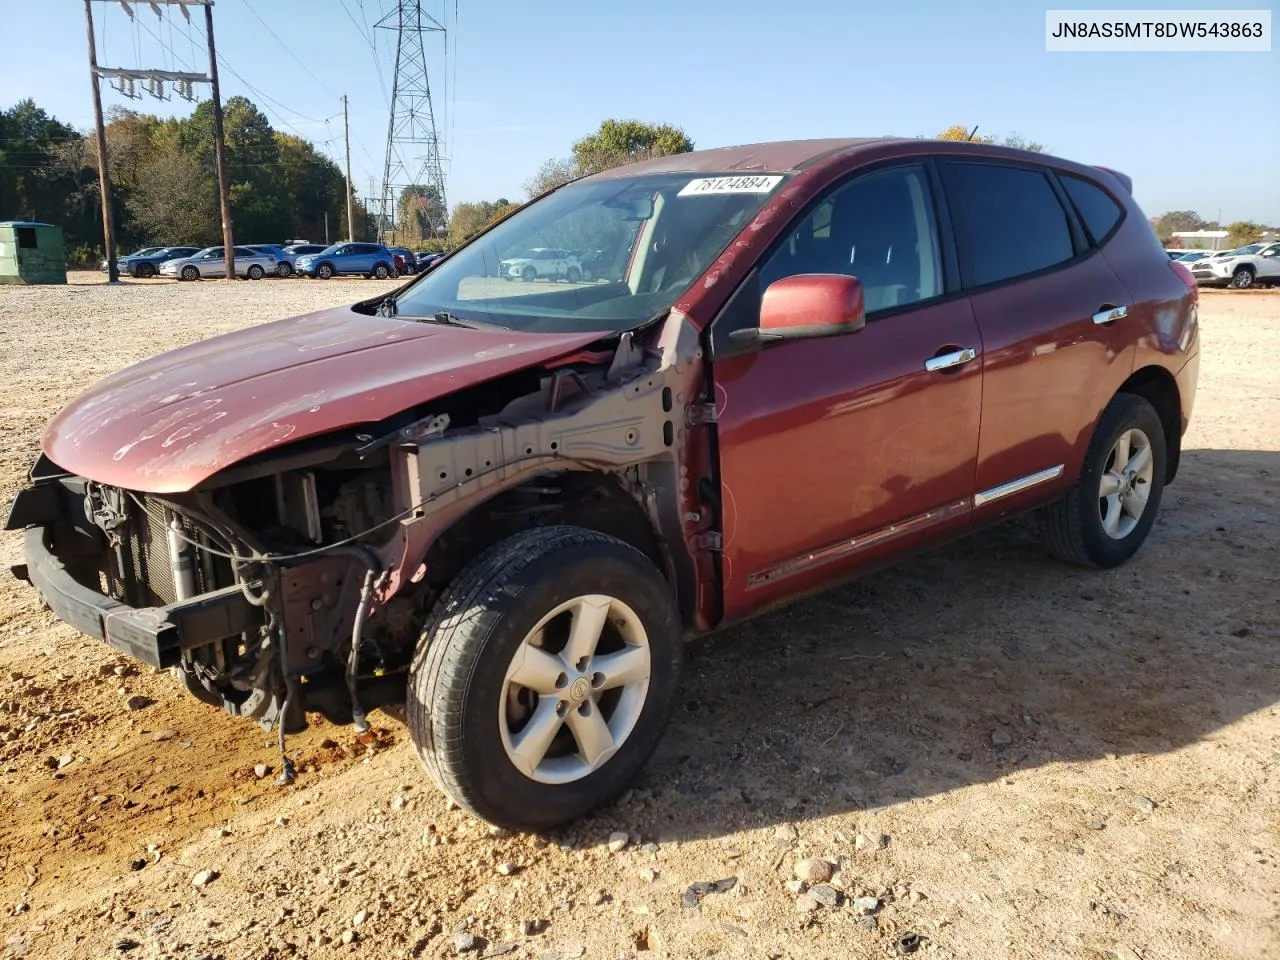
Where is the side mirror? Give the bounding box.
[731,274,866,345]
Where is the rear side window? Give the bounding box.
[941,162,1075,288]
[1061,174,1123,245]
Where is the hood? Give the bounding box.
[43,306,610,493]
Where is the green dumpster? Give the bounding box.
[0,221,68,285]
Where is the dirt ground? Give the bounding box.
[0,273,1276,960]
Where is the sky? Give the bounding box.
[1,0,1276,223]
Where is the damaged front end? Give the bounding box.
[8,313,718,742]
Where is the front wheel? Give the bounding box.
[408,526,682,830]
[135,263,155,279]
[373,263,391,280]
[522,266,537,283]
[181,265,199,281]
[1042,393,1166,568]
[317,263,334,279]
[1231,266,1255,289]
[566,266,581,283]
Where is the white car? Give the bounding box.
[160,245,277,281]
[498,247,583,282]
[1189,242,1280,289]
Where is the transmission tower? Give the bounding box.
[375,2,448,244]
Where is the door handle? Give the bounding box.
[1092,305,1128,325]
[924,347,978,372]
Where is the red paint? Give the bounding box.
[714,298,983,620]
[41,307,609,493]
[759,274,865,335]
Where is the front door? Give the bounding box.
[711,163,983,622]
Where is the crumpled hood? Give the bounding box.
[43,305,609,493]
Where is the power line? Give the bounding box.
[237,0,339,100]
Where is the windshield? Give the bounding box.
[394,172,787,334]
[318,244,345,255]
[128,247,163,257]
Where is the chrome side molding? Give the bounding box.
[974,464,1065,507]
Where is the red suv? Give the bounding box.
[7,138,1199,829]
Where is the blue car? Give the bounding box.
[294,242,396,280]
[103,246,201,279]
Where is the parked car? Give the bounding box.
[388,246,418,276]
[246,243,301,278]
[284,243,327,257]
[1189,241,1280,288]
[101,247,165,273]
[106,246,201,279]
[294,242,396,279]
[159,245,277,280]
[1173,250,1214,266]
[499,247,584,282]
[415,251,444,270]
[7,138,1199,830]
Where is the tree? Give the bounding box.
[935,125,1044,152]
[524,157,578,198]
[1225,220,1264,248]
[524,119,694,199]
[1152,210,1205,244]
[395,184,446,244]
[448,198,521,246]
[572,118,693,174]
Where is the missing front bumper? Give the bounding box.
[21,526,261,668]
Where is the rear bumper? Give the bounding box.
[17,523,261,669]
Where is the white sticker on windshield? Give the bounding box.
[677,175,783,197]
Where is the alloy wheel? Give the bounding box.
[1097,427,1154,539]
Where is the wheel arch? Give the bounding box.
[418,470,670,605]
[1116,365,1182,483]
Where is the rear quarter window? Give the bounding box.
[1060,174,1124,245]
[941,161,1075,288]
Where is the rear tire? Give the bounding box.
[373,263,391,280]
[1042,393,1166,568]
[408,526,682,830]
[277,262,293,278]
[247,264,265,280]
[136,263,155,279]
[567,266,581,283]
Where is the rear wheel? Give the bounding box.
[567,266,581,283]
[135,263,155,279]
[408,526,682,829]
[276,262,293,278]
[1042,393,1166,568]
[373,263,391,280]
[246,264,265,280]
[181,265,199,281]
[1231,266,1255,289]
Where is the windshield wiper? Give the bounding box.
[375,296,397,318]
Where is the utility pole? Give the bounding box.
[204,2,235,280]
[343,95,355,242]
[83,0,118,283]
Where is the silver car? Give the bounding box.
[160,245,277,281]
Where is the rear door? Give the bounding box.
[938,160,1135,519]
[711,162,983,621]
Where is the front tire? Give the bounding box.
[522,266,537,283]
[408,526,682,830]
[566,266,581,283]
[1231,266,1255,289]
[181,265,199,281]
[1042,393,1166,568]
[135,263,155,279]
[317,263,334,279]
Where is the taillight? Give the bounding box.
[1170,260,1198,304]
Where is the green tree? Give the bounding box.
[1224,221,1264,248]
[572,118,694,174]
